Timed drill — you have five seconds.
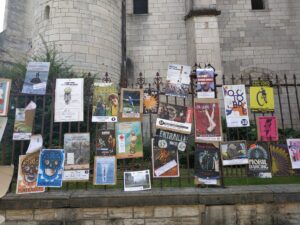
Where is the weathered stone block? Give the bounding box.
[153,206,173,218]
[6,210,33,221]
[77,208,108,220]
[124,219,145,225]
[173,205,200,217]
[108,208,133,219]
[134,207,154,218]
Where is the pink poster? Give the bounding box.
[257,116,278,142]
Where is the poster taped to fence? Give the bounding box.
[16,152,45,194]
[116,122,143,159]
[152,137,179,178]
[165,64,191,98]
[247,142,272,178]
[13,101,36,140]
[287,139,300,169]
[93,156,116,185]
[96,129,116,156]
[92,83,118,122]
[221,141,248,166]
[22,62,50,95]
[0,117,7,142]
[194,99,222,142]
[26,134,43,154]
[120,88,143,121]
[37,149,65,187]
[63,133,90,181]
[0,165,14,198]
[250,85,274,112]
[194,143,221,185]
[223,85,250,127]
[269,144,293,176]
[257,116,278,142]
[156,129,188,152]
[55,78,84,122]
[196,68,215,98]
[143,88,158,114]
[124,170,151,192]
[156,103,193,134]
[0,78,11,116]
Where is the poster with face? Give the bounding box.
[221,141,248,166]
[92,83,118,122]
[257,116,278,142]
[93,156,116,185]
[0,78,11,116]
[269,144,293,176]
[143,88,158,114]
[194,99,222,142]
[120,88,143,121]
[156,129,188,152]
[250,83,275,112]
[223,85,250,127]
[96,129,116,156]
[16,152,45,194]
[196,68,215,98]
[124,170,151,192]
[287,139,300,169]
[37,149,65,187]
[0,117,7,142]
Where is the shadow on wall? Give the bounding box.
[126,57,134,84]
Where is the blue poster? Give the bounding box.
[94,156,116,185]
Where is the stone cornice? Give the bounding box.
[185,8,221,20]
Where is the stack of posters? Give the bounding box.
[0,78,11,116]
[94,156,116,185]
[156,129,188,152]
[221,141,248,166]
[196,68,215,98]
[269,144,293,176]
[96,129,116,156]
[120,88,143,121]
[257,116,278,141]
[124,170,151,192]
[287,139,300,169]
[143,88,158,114]
[250,81,274,112]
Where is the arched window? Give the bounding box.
[0,0,7,32]
[44,5,50,20]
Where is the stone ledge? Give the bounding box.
[185,9,221,20]
[1,184,300,210]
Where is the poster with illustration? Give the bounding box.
[194,143,221,185]
[0,78,11,116]
[247,142,272,178]
[156,129,188,152]
[287,139,300,169]
[143,88,158,114]
[196,68,215,98]
[165,64,191,98]
[257,116,278,141]
[96,129,116,156]
[152,137,179,178]
[156,103,193,134]
[124,170,151,192]
[55,78,84,122]
[37,149,65,187]
[0,117,7,142]
[269,144,293,176]
[93,156,116,185]
[223,85,250,127]
[116,122,143,159]
[250,82,274,112]
[194,99,222,142]
[16,152,45,194]
[221,141,248,166]
[92,83,118,122]
[22,62,50,95]
[63,133,90,181]
[120,88,143,120]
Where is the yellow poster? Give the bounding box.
[250,86,275,112]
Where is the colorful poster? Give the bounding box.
[156,129,188,152]
[194,99,222,142]
[270,144,293,176]
[250,86,275,112]
[93,156,116,185]
[37,149,65,187]
[0,117,7,142]
[196,68,215,98]
[124,170,151,192]
[63,133,90,181]
[152,138,179,178]
[287,139,300,169]
[143,88,158,114]
[156,103,193,134]
[13,101,36,140]
[247,143,272,178]
[116,122,143,159]
[221,141,248,166]
[165,64,191,98]
[257,116,278,141]
[16,152,45,194]
[22,62,50,95]
[0,78,11,116]
[223,85,250,127]
[120,88,143,120]
[96,129,116,156]
[55,78,84,122]
[92,83,118,122]
[194,143,221,185]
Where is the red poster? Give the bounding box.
[257,116,278,142]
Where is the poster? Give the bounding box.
[194,143,221,185]
[116,122,143,159]
[221,141,248,166]
[0,78,11,116]
[269,144,293,176]
[124,170,151,192]
[96,129,116,156]
[250,85,274,112]
[156,129,188,152]
[120,88,143,120]
[92,83,118,122]
[156,103,193,134]
[165,64,191,98]
[257,116,278,141]
[55,78,84,122]
[287,139,300,169]
[152,138,179,178]
[22,62,50,95]
[247,143,272,178]
[143,88,158,114]
[194,99,222,142]
[16,152,45,194]
[223,85,250,127]
[13,101,36,140]
[196,68,215,98]
[93,156,116,185]
[0,165,14,198]
[0,117,7,142]
[63,133,90,181]
[37,149,65,187]
[26,134,43,154]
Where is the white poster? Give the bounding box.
[287,139,300,169]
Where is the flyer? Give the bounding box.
[143,88,158,114]
[156,129,188,152]
[124,170,151,192]
[26,134,43,154]
[120,88,143,121]
[0,117,7,142]
[55,78,84,122]
[286,139,300,169]
[223,84,250,127]
[269,144,293,176]
[0,78,11,116]
[196,68,215,98]
[93,156,116,185]
[250,84,274,112]
[96,129,116,156]
[257,116,278,142]
[221,141,248,166]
